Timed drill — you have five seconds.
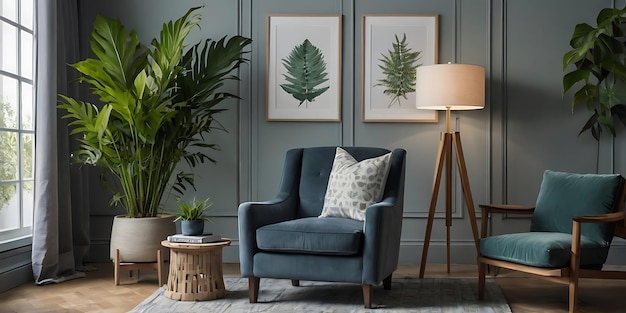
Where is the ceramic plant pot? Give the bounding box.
[181,220,204,236]
[109,214,176,262]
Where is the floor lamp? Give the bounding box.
[415,63,485,278]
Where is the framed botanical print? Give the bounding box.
[266,14,342,121]
[362,14,439,122]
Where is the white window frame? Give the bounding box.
[0,0,36,249]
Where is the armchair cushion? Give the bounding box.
[480,232,610,268]
[256,217,364,256]
[319,147,392,221]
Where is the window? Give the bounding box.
[0,0,35,243]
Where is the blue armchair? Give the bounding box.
[238,146,406,308]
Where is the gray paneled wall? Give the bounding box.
[76,0,626,265]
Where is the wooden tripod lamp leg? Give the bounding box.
[443,108,453,274]
[419,133,451,278]
[421,131,481,278]
[452,132,480,249]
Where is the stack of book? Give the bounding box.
[166,233,222,243]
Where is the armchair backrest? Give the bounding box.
[530,170,625,244]
[283,146,403,218]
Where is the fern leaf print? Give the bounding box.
[375,33,422,107]
[280,39,330,107]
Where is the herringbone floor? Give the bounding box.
[0,263,625,312]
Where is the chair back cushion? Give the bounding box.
[297,146,392,217]
[530,170,625,244]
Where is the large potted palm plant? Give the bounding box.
[58,6,251,263]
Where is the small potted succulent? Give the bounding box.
[174,197,212,236]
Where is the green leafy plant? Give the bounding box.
[563,6,626,141]
[58,7,251,218]
[375,34,422,107]
[280,39,329,106]
[173,197,212,222]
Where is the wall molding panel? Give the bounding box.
[74,0,626,265]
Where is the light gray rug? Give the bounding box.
[129,277,511,313]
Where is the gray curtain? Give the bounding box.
[32,0,90,285]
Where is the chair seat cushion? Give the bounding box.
[256,217,364,256]
[480,232,610,268]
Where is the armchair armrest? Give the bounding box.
[478,204,535,238]
[238,195,298,229]
[479,204,535,214]
[362,196,403,285]
[570,211,626,274]
[239,147,307,277]
[238,194,298,277]
[573,211,626,223]
[361,148,406,284]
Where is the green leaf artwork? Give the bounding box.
[280,39,330,107]
[375,33,422,107]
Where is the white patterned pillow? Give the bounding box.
[319,147,392,221]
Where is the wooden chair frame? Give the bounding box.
[477,185,626,313]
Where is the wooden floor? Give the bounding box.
[0,263,624,312]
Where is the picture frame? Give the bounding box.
[266,14,342,121]
[362,14,439,122]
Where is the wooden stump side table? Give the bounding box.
[161,239,231,301]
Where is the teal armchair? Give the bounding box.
[238,146,406,308]
[478,170,626,313]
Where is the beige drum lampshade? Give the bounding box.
[415,63,485,111]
